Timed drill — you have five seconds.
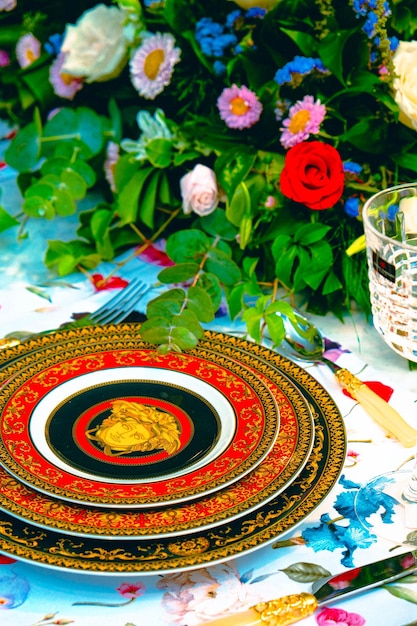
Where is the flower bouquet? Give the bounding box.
[1,0,417,352]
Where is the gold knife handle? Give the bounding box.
[205,593,318,625]
[335,368,417,448]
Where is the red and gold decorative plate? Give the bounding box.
[0,327,346,574]
[0,353,314,538]
[0,339,280,507]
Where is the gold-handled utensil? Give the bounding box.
[279,312,417,448]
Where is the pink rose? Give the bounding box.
[180,164,219,216]
[316,607,365,626]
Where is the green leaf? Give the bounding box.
[166,229,210,263]
[275,246,298,287]
[340,118,387,154]
[169,323,201,350]
[239,213,253,250]
[280,28,317,57]
[44,239,101,275]
[117,166,154,225]
[197,208,238,240]
[281,562,331,583]
[60,168,87,199]
[205,248,241,285]
[226,283,245,321]
[294,223,331,245]
[226,181,251,228]
[138,169,162,229]
[0,205,19,232]
[215,149,257,198]
[383,584,417,604]
[5,122,41,171]
[318,29,354,85]
[197,272,223,311]
[71,160,97,187]
[146,292,185,319]
[145,138,173,168]
[187,285,215,323]
[264,311,285,347]
[158,262,201,283]
[76,107,105,155]
[23,195,55,219]
[322,270,343,295]
[53,188,76,216]
[90,208,114,259]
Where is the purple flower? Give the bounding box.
[217,84,262,129]
[280,95,326,148]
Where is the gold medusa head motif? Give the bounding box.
[86,400,182,457]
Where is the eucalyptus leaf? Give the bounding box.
[187,285,215,323]
[5,122,41,171]
[60,168,87,200]
[205,248,241,285]
[166,229,210,263]
[53,188,77,216]
[158,262,200,283]
[23,195,55,219]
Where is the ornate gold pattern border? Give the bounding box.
[0,325,346,574]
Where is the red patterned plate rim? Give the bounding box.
[0,347,279,507]
[0,352,313,538]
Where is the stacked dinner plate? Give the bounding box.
[0,325,346,575]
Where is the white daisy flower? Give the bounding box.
[130,32,181,100]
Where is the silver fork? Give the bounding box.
[0,277,150,350]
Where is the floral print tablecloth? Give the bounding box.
[1,167,417,626]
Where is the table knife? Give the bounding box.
[205,551,417,625]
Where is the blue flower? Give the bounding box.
[274,56,328,86]
[246,8,267,19]
[44,33,63,56]
[195,18,237,58]
[213,60,226,76]
[343,161,363,175]
[225,10,242,29]
[0,574,29,609]
[344,197,360,218]
[387,203,399,221]
[363,11,379,38]
[334,490,358,519]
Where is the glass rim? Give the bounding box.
[362,182,417,253]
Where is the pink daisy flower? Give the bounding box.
[280,95,326,149]
[49,52,84,100]
[217,84,262,130]
[0,0,16,11]
[130,32,181,100]
[16,33,41,69]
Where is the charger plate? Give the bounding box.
[0,340,280,507]
[0,326,346,574]
[0,349,314,538]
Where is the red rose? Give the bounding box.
[280,141,344,210]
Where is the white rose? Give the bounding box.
[61,4,128,83]
[180,164,219,217]
[393,41,417,131]
[399,197,417,233]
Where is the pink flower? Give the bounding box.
[280,95,326,148]
[217,84,262,129]
[16,33,41,69]
[116,581,145,599]
[49,52,84,100]
[104,141,120,192]
[0,0,16,11]
[316,607,365,626]
[180,164,219,216]
[0,50,10,67]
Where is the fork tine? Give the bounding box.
[90,278,149,325]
